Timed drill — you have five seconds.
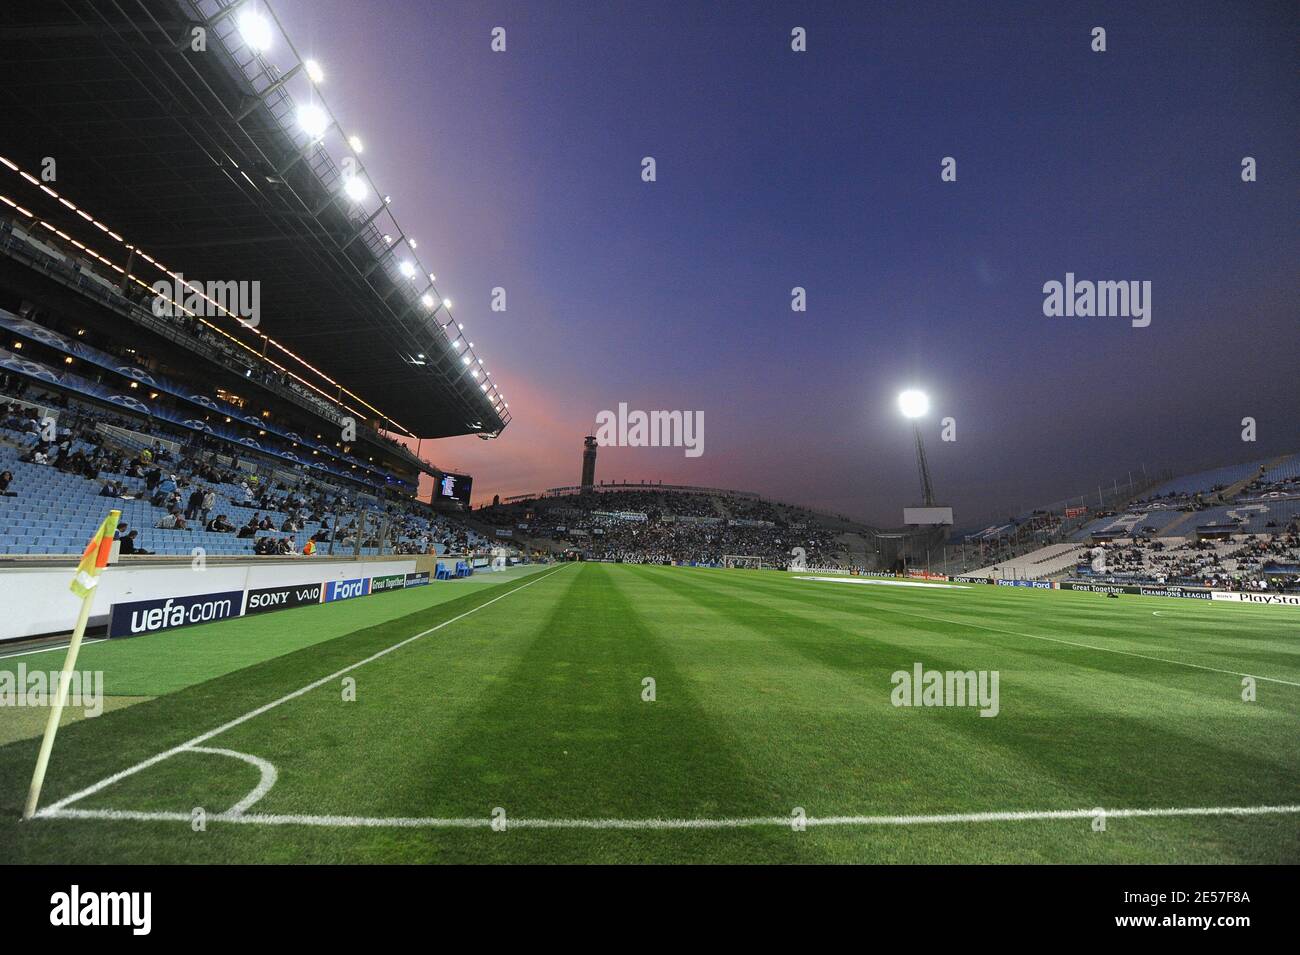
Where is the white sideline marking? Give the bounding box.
[35,803,1300,830]
[0,639,106,661]
[854,599,1300,689]
[34,564,572,818]
[796,576,968,590]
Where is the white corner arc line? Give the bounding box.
[35,564,572,817]
[34,803,1300,830]
[186,746,279,816]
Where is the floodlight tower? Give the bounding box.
[898,389,936,506]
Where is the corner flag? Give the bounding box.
[70,509,120,598]
[23,508,121,819]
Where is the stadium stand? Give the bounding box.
[0,388,497,560]
[478,485,875,567]
[964,542,1090,581]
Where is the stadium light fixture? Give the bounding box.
[348,135,364,154]
[421,294,435,309]
[304,59,325,83]
[898,388,938,506]
[297,103,330,139]
[898,389,930,419]
[399,260,416,279]
[342,175,368,202]
[238,10,273,52]
[444,298,453,309]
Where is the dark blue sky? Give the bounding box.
[277,0,1297,524]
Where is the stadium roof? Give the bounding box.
[0,0,510,440]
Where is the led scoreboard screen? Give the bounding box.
[433,471,473,507]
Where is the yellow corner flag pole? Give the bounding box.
[23,508,120,820]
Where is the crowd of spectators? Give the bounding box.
[1077,526,1300,590]
[479,488,848,566]
[0,384,498,560]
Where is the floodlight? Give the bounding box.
[898,389,930,419]
[421,294,435,309]
[238,11,273,52]
[303,59,324,83]
[348,135,364,154]
[297,103,329,139]
[342,175,367,202]
[399,260,416,278]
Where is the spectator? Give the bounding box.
[119,530,151,555]
[156,508,187,530]
[206,514,235,533]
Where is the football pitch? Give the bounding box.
[1,562,1297,864]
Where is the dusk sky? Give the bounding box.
[277,0,1297,526]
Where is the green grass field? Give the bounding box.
[1,562,1297,863]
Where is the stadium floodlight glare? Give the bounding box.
[342,175,368,202]
[238,10,273,52]
[421,294,435,309]
[348,135,364,154]
[898,389,930,419]
[898,388,937,506]
[297,103,329,139]
[303,59,324,83]
[399,260,416,278]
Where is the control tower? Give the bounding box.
[580,436,598,488]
